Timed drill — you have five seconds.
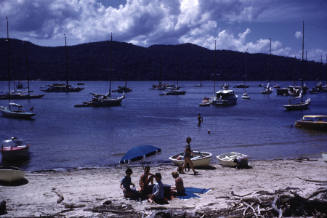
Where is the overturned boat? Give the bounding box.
[0,166,25,183]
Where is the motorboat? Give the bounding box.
[1,137,30,161]
[74,93,125,107]
[294,115,327,131]
[0,166,25,183]
[41,83,84,92]
[164,89,186,95]
[0,91,44,100]
[0,103,35,119]
[283,98,311,111]
[241,92,250,100]
[199,97,211,106]
[212,89,238,106]
[216,152,248,167]
[112,85,132,93]
[234,84,249,88]
[169,151,212,167]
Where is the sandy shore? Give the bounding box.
[1,158,327,217]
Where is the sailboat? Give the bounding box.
[0,18,44,100]
[241,51,250,99]
[113,80,132,93]
[0,17,36,119]
[160,64,186,95]
[283,22,311,111]
[41,34,83,92]
[74,33,125,107]
[261,39,273,95]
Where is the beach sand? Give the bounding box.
[0,158,326,217]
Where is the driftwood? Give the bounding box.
[297,177,327,184]
[51,188,64,204]
[200,187,327,217]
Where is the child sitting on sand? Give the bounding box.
[120,168,139,199]
[149,173,168,204]
[139,166,154,198]
[171,171,185,196]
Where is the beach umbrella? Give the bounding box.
[119,145,161,164]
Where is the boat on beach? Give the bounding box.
[169,151,212,167]
[1,137,30,162]
[0,103,35,119]
[216,152,248,167]
[294,115,327,131]
[0,166,25,183]
[322,152,327,162]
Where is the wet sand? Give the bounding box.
[0,158,326,217]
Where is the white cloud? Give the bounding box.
[294,31,302,39]
[0,0,325,61]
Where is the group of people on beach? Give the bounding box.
[120,166,185,204]
[120,136,200,203]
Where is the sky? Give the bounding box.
[0,0,326,62]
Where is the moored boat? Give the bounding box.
[294,115,327,131]
[283,98,311,111]
[199,97,211,106]
[216,152,248,167]
[1,137,30,161]
[241,92,250,100]
[0,166,25,182]
[0,103,35,119]
[212,89,238,106]
[169,151,212,167]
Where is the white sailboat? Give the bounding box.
[284,22,310,110]
[75,33,124,107]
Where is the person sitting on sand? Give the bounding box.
[183,137,198,175]
[149,173,168,204]
[120,168,139,199]
[139,166,154,197]
[171,171,185,196]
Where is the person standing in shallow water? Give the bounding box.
[183,137,198,175]
[197,113,203,126]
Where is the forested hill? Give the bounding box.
[0,38,326,81]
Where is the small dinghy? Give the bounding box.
[322,152,327,162]
[0,166,25,183]
[199,97,211,106]
[169,151,212,167]
[216,152,248,167]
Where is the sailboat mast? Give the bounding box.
[6,16,11,100]
[301,21,304,102]
[108,32,112,96]
[302,21,304,62]
[64,34,68,87]
[213,40,216,95]
[24,41,30,95]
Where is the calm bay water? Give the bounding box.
[1,81,327,171]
